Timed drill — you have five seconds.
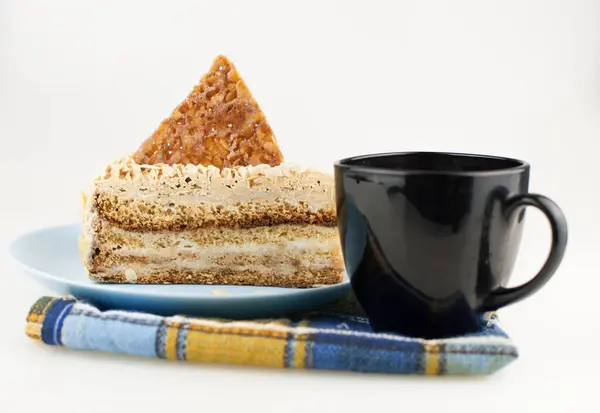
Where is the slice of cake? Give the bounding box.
[79,55,344,287]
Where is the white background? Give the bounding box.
[0,0,598,411]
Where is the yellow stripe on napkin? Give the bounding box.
[424,343,441,375]
[292,319,311,369]
[184,321,289,367]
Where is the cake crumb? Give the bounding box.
[125,268,138,283]
[211,289,229,295]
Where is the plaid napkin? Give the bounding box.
[25,294,517,376]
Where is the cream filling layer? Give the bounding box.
[113,238,341,259]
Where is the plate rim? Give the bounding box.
[9,223,350,301]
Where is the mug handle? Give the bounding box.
[480,194,568,311]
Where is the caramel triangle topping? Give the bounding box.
[133,55,284,168]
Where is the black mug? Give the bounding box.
[334,152,567,338]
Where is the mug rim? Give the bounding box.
[334,151,530,176]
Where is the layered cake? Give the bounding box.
[79,55,344,287]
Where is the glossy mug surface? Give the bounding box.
[334,152,567,338]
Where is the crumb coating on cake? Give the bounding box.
[79,157,343,287]
[88,156,336,230]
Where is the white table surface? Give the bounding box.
[1,0,599,411]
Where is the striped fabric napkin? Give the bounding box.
[25,294,517,376]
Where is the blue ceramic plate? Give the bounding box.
[9,224,350,318]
